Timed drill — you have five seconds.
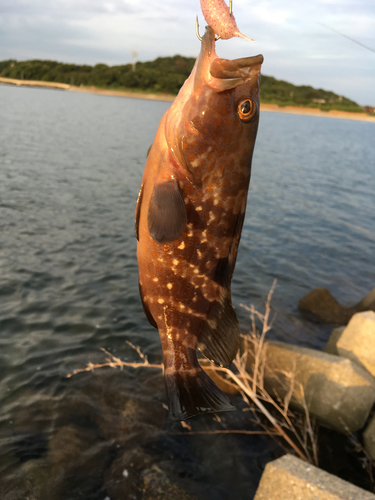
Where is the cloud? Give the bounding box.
[0,0,374,105]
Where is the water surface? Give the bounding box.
[0,84,374,498]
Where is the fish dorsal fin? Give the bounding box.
[135,182,144,241]
[198,294,240,368]
[148,179,187,244]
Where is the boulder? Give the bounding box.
[363,414,375,461]
[254,454,375,500]
[324,326,345,355]
[298,286,375,324]
[335,311,375,376]
[255,340,375,433]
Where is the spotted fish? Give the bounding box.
[135,26,263,421]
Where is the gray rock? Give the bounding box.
[254,453,375,499]
[336,311,375,376]
[363,414,375,461]
[298,286,375,324]
[324,326,345,355]
[258,340,375,433]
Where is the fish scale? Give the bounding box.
[136,26,263,420]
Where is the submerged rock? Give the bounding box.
[105,448,196,500]
[9,425,111,500]
[298,286,375,324]
[142,466,195,500]
[254,454,375,500]
[105,447,154,500]
[257,340,375,433]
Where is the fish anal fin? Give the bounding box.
[135,182,144,241]
[165,362,235,421]
[147,179,187,244]
[198,296,240,368]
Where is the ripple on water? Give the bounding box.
[0,85,374,498]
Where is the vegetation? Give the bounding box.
[0,56,195,95]
[260,74,364,112]
[0,57,365,112]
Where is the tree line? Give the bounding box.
[0,57,364,112]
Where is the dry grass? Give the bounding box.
[202,280,318,464]
[67,281,318,464]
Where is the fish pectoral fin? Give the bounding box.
[198,295,240,368]
[135,182,144,241]
[139,283,157,329]
[147,179,187,244]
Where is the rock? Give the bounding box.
[21,458,61,500]
[335,311,375,376]
[254,453,375,500]
[14,425,111,499]
[105,448,196,500]
[256,340,375,433]
[142,466,195,500]
[363,414,375,461]
[105,447,154,499]
[324,326,345,355]
[77,370,167,447]
[298,286,375,324]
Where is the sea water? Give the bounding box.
[0,84,374,498]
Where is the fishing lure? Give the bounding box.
[200,0,255,41]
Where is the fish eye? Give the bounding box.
[238,98,257,122]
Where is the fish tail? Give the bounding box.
[163,347,235,421]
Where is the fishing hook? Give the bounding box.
[196,0,234,41]
[195,16,221,41]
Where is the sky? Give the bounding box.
[0,0,374,106]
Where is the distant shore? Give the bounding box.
[1,76,374,123]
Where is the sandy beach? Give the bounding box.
[1,76,374,123]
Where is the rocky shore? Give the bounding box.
[252,308,375,499]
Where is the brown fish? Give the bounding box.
[135,26,263,421]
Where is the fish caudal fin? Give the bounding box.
[165,362,235,421]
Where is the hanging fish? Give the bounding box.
[135,26,263,420]
[200,0,255,41]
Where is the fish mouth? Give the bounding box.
[210,54,264,79]
[197,26,263,92]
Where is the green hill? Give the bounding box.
[0,57,364,113]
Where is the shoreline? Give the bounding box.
[1,76,374,123]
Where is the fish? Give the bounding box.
[135,26,263,421]
[200,0,255,41]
